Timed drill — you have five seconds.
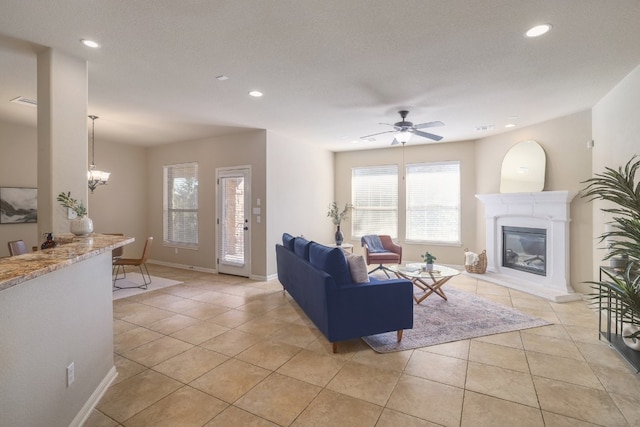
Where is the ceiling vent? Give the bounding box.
[10,96,37,107]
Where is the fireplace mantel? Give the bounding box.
[474,191,582,302]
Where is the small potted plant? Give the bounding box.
[421,251,437,271]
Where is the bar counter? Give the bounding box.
[0,232,134,427]
[0,233,133,292]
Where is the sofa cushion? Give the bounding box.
[308,243,352,285]
[346,254,370,284]
[294,237,311,260]
[282,233,296,251]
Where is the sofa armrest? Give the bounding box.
[325,278,413,342]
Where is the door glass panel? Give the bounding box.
[220,176,245,266]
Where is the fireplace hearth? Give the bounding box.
[475,191,581,302]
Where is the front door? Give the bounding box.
[216,167,251,277]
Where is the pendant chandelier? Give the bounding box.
[87,115,110,193]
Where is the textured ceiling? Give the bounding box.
[1,1,639,151]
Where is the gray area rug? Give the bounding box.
[362,287,550,353]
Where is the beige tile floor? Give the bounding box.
[85,265,640,427]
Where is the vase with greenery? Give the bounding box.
[421,251,436,271]
[57,192,93,236]
[582,155,640,345]
[327,202,353,246]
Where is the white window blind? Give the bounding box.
[163,162,199,248]
[351,165,398,238]
[406,161,460,243]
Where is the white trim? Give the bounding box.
[69,366,118,427]
[148,259,217,274]
[216,165,252,278]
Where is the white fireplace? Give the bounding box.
[475,191,582,302]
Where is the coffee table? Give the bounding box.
[389,263,460,304]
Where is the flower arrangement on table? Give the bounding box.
[57,192,87,217]
[327,202,353,226]
[327,202,353,245]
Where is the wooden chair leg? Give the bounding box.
[332,342,338,353]
[397,330,403,342]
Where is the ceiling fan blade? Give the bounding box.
[414,121,444,129]
[413,129,443,141]
[360,130,395,139]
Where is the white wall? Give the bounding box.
[266,132,334,276]
[592,64,640,276]
[475,111,593,293]
[0,253,115,427]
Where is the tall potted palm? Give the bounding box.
[582,156,640,347]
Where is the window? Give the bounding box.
[163,162,198,248]
[352,165,398,238]
[406,161,460,243]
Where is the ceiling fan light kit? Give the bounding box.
[361,110,444,146]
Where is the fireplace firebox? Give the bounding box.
[502,226,546,276]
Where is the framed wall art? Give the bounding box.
[0,187,37,224]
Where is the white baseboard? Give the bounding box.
[69,366,118,427]
[148,259,217,274]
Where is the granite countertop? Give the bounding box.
[0,233,134,292]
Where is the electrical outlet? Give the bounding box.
[67,362,75,387]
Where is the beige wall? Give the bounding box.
[592,65,640,277]
[146,130,268,276]
[89,138,148,257]
[475,110,593,293]
[0,119,149,257]
[266,132,335,276]
[0,120,38,256]
[334,140,477,265]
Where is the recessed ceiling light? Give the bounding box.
[248,90,263,97]
[474,125,495,132]
[350,140,360,144]
[505,123,516,128]
[216,75,229,81]
[525,24,552,38]
[81,39,100,48]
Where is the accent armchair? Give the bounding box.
[361,235,402,277]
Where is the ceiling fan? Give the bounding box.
[361,110,444,145]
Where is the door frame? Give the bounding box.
[215,165,252,277]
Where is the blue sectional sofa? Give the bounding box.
[275,233,413,352]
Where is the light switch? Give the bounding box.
[253,207,261,215]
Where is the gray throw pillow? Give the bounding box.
[346,253,370,284]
